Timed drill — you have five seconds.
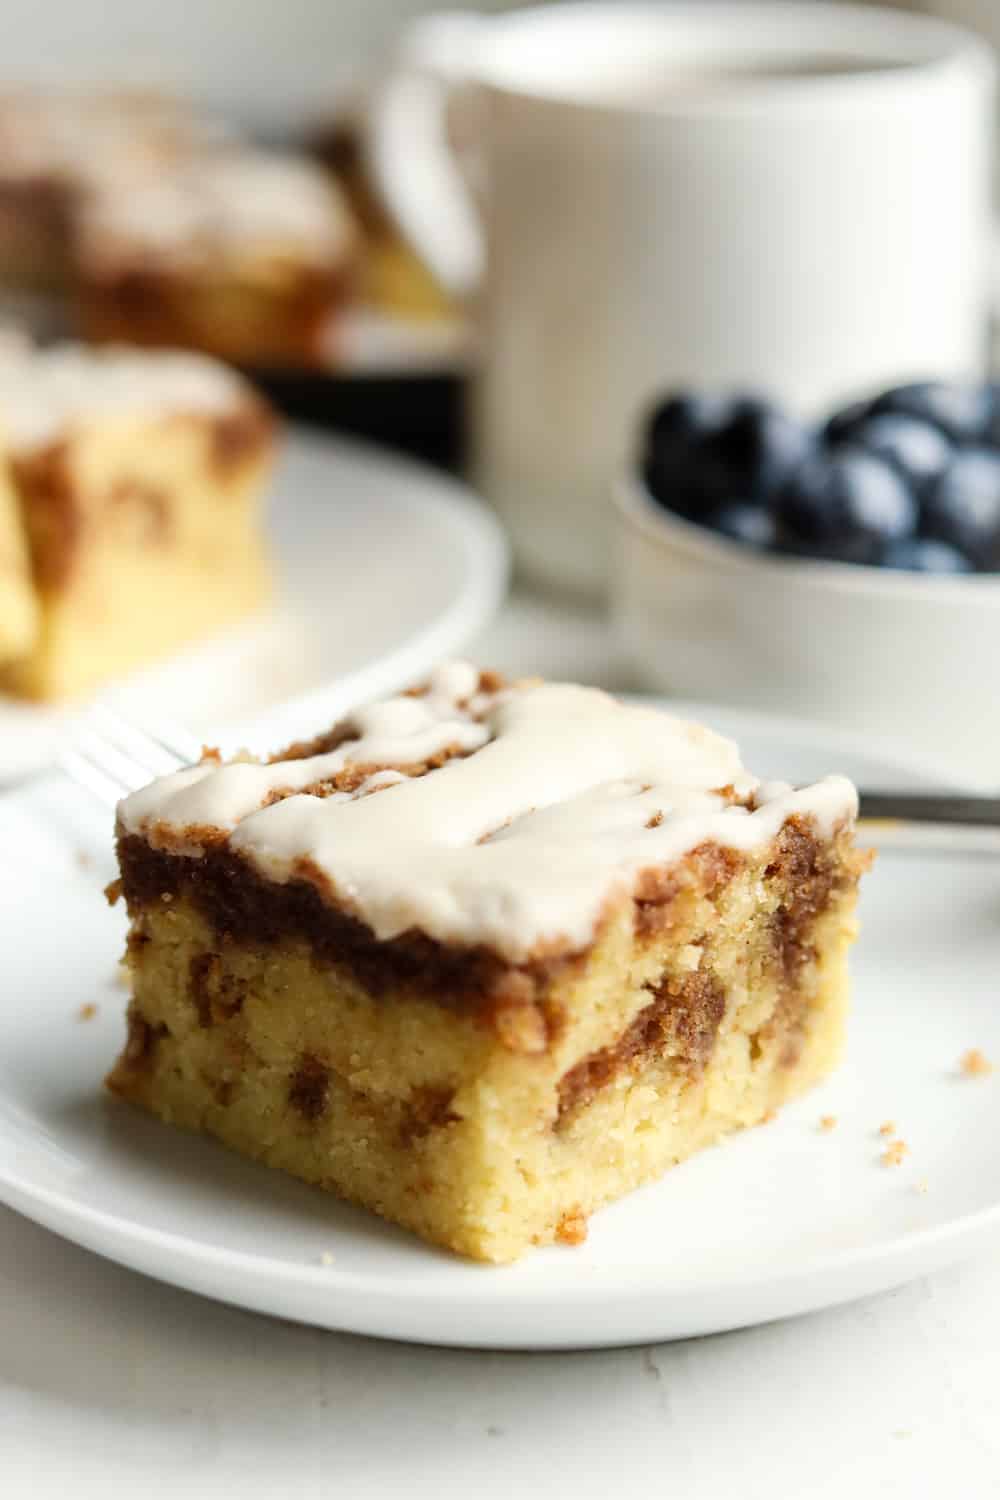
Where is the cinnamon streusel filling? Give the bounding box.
[106,665,867,1262]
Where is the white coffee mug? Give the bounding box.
[914,3,1000,64]
[369,3,995,597]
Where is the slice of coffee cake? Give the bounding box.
[0,341,273,700]
[108,664,868,1262]
[0,451,36,663]
[76,151,357,368]
[0,86,213,290]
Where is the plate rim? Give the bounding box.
[631,695,973,791]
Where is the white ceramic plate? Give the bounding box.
[1,706,997,1351]
[0,426,507,782]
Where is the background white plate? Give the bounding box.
[0,426,508,782]
[1,705,997,1350]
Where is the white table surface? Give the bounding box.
[5,589,1000,1499]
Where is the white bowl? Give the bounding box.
[611,474,1000,787]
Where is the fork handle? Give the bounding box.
[859,792,1000,827]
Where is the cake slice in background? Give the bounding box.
[0,87,220,292]
[0,340,275,701]
[74,151,358,368]
[308,111,457,325]
[108,664,869,1263]
[0,442,37,663]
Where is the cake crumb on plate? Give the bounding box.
[881,1140,908,1167]
[556,1209,589,1247]
[878,1120,896,1137]
[76,1003,97,1022]
[960,1049,993,1078]
[819,1114,837,1132]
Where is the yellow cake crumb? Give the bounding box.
[555,1209,589,1247]
[960,1049,993,1078]
[881,1139,908,1167]
[819,1114,837,1132]
[0,451,37,665]
[878,1120,896,1137]
[77,1002,98,1022]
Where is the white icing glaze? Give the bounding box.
[79,150,354,269]
[0,340,250,451]
[118,664,858,961]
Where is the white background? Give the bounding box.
[0,0,994,136]
[0,0,514,132]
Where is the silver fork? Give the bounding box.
[58,706,203,808]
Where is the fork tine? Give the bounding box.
[60,704,201,809]
[146,720,203,765]
[89,705,201,773]
[57,746,129,808]
[71,724,159,792]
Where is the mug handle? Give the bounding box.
[366,10,487,298]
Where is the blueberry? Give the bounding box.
[775,446,918,564]
[983,383,1000,448]
[645,393,734,453]
[720,398,814,501]
[642,393,739,519]
[922,447,1000,568]
[848,412,952,495]
[706,501,778,549]
[882,538,972,574]
[643,392,812,519]
[823,397,873,446]
[872,381,992,444]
